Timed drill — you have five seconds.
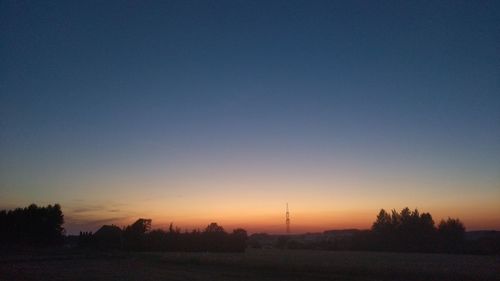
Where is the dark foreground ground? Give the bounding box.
[1,249,499,281]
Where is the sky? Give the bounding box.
[1,0,499,234]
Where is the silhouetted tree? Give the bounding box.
[371,207,438,252]
[371,209,394,250]
[123,218,152,250]
[415,212,436,252]
[438,218,465,253]
[203,222,228,252]
[205,222,224,233]
[229,228,248,252]
[0,204,64,247]
[372,209,392,233]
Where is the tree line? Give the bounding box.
[370,207,466,253]
[250,207,499,254]
[79,219,248,252]
[0,204,64,247]
[0,204,247,252]
[1,204,498,254]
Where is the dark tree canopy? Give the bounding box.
[370,207,459,252]
[438,218,466,253]
[0,204,64,247]
[123,218,152,250]
[83,219,248,252]
[205,222,225,233]
[126,218,152,235]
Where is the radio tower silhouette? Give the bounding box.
[286,203,290,234]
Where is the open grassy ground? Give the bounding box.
[1,249,499,281]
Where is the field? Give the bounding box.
[1,249,499,281]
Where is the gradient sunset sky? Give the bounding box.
[1,1,499,234]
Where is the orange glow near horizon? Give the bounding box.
[3,195,499,234]
[3,166,499,234]
[54,194,500,234]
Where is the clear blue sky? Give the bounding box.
[1,1,499,233]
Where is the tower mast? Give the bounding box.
[286,203,290,234]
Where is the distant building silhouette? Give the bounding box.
[93,224,122,249]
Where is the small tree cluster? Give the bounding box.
[438,217,466,253]
[86,220,247,252]
[371,207,465,253]
[0,204,64,246]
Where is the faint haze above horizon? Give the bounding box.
[1,1,499,234]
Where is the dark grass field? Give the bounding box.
[1,249,499,281]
